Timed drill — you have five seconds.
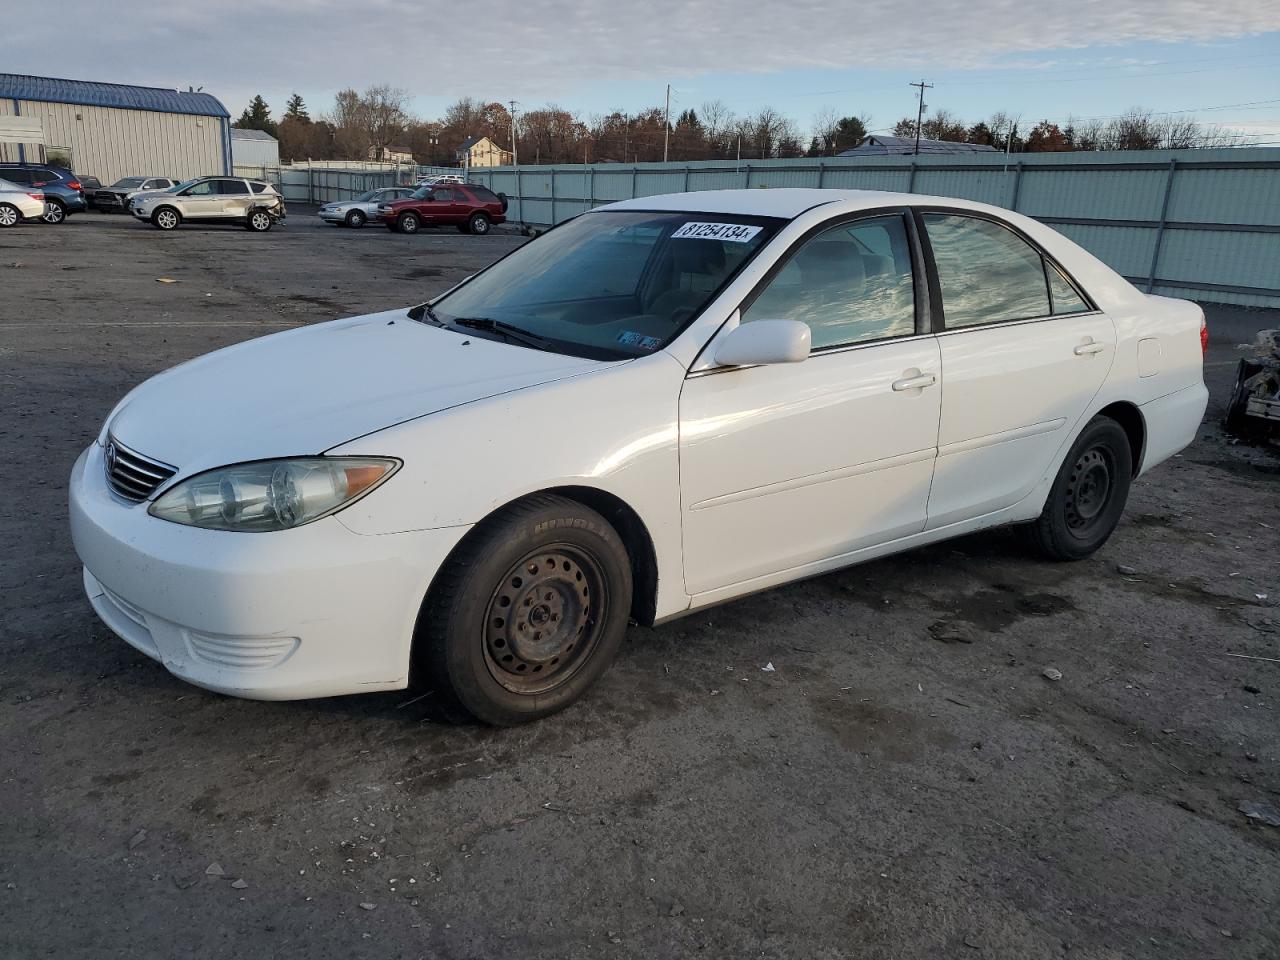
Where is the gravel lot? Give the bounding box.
[2,208,1278,960]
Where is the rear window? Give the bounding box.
[250,181,271,194]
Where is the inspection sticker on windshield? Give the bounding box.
[671,222,762,243]
[617,331,662,351]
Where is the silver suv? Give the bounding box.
[130,176,286,231]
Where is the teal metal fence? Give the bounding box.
[468,148,1280,308]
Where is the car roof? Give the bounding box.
[597,187,1008,220]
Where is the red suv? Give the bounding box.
[378,183,507,235]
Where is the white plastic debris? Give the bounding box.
[762,662,775,672]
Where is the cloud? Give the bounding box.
[6,0,1278,112]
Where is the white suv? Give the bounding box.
[130,177,286,231]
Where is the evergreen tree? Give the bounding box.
[284,93,310,122]
[235,95,278,137]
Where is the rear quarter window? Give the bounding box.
[469,185,499,203]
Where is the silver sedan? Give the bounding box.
[0,177,46,227]
[318,187,416,228]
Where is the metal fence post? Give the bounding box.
[1010,162,1024,211]
[816,163,825,188]
[550,168,556,225]
[588,166,595,211]
[631,166,638,201]
[1146,158,1178,293]
[515,167,523,225]
[907,161,916,193]
[683,166,690,192]
[742,166,750,189]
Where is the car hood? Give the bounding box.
[107,309,613,475]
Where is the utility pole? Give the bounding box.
[508,100,519,168]
[910,79,933,155]
[663,84,671,163]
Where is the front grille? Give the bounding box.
[104,436,177,502]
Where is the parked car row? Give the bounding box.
[0,161,506,237]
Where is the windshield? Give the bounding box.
[352,190,379,202]
[429,211,781,360]
[112,177,145,188]
[411,186,434,199]
[166,179,199,193]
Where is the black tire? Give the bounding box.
[1224,359,1262,436]
[467,212,491,235]
[417,495,633,725]
[345,209,366,228]
[151,206,181,231]
[0,203,19,228]
[1029,416,1133,561]
[41,199,67,225]
[245,209,273,232]
[397,212,420,234]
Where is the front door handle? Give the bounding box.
[891,372,937,392]
[1074,340,1106,356]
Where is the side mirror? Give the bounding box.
[714,320,811,367]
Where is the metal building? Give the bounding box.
[838,135,999,156]
[0,73,230,184]
[231,128,279,167]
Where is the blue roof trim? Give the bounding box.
[0,74,229,118]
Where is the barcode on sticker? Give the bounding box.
[671,222,762,243]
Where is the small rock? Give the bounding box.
[1116,563,1138,576]
[670,902,685,917]
[205,863,225,877]
[230,879,248,890]
[1246,752,1258,763]
[1042,667,1063,682]
[964,936,981,949]
[1243,684,1261,694]
[127,829,148,850]
[359,902,376,911]
[1238,800,1280,827]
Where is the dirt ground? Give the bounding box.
[1,209,1277,960]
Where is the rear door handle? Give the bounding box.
[891,373,937,392]
[1074,341,1106,356]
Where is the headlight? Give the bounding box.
[149,457,399,532]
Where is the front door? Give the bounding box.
[679,212,942,595]
[178,179,220,218]
[919,212,1117,528]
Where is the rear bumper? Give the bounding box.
[70,443,470,700]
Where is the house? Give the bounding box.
[0,72,230,183]
[368,144,414,163]
[838,135,1000,156]
[455,135,512,168]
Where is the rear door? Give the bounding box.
[215,178,253,218]
[919,210,1116,528]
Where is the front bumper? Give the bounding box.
[69,443,470,700]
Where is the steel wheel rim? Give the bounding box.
[43,204,63,223]
[252,213,270,230]
[157,210,177,229]
[482,544,609,695]
[403,215,417,232]
[348,210,364,226]
[473,217,488,233]
[1065,447,1113,532]
[0,206,16,226]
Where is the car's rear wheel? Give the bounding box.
[0,203,19,228]
[41,200,66,225]
[417,495,633,725]
[1028,415,1133,561]
[467,212,491,235]
[345,209,366,228]
[152,207,181,231]
[398,212,420,234]
[246,209,273,232]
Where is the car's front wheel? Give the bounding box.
[1029,415,1133,561]
[397,212,420,234]
[151,207,181,230]
[345,209,366,228]
[0,203,19,228]
[417,495,633,725]
[41,200,67,224]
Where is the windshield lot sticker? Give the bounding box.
[618,331,662,351]
[671,222,762,243]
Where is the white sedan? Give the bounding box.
[0,178,46,226]
[69,188,1208,724]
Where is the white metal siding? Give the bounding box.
[0,99,224,182]
[231,136,279,167]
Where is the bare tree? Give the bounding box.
[812,106,840,156]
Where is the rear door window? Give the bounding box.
[922,214,1052,328]
[216,179,250,195]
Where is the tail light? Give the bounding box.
[66,180,82,191]
[1200,316,1208,355]
[27,193,44,201]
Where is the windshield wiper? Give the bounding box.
[449,317,555,351]
[407,302,446,326]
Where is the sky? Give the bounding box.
[8,0,1280,143]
